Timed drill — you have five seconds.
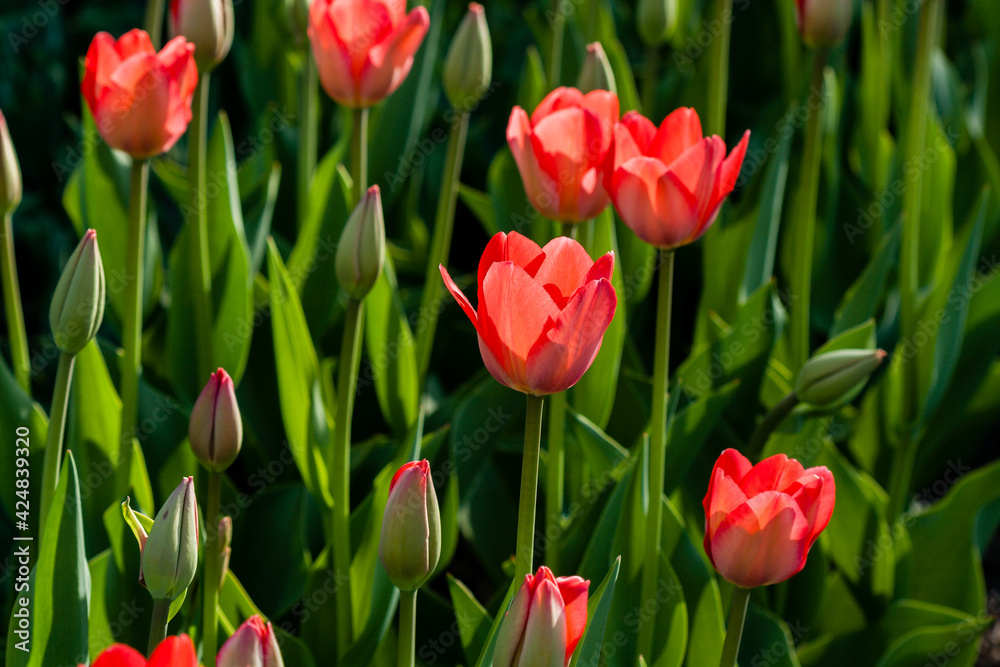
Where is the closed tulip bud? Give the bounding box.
[637,0,677,46]
[795,0,853,49]
[378,460,441,591]
[0,111,21,215]
[190,368,243,472]
[443,3,492,110]
[169,0,234,72]
[795,348,886,406]
[336,185,385,299]
[141,477,199,601]
[576,42,617,95]
[494,566,589,667]
[285,0,312,46]
[49,229,105,355]
[217,615,285,667]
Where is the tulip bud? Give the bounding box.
[336,185,385,300]
[378,460,441,591]
[443,3,493,110]
[0,111,22,215]
[141,477,199,601]
[190,368,243,472]
[217,516,232,590]
[169,0,234,72]
[795,0,853,49]
[218,615,285,667]
[285,0,312,46]
[49,229,106,355]
[795,348,886,406]
[637,0,677,47]
[576,42,617,95]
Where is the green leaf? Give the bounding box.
[741,126,793,300]
[662,381,740,494]
[568,407,629,478]
[473,578,520,667]
[515,45,548,112]
[604,40,641,114]
[738,603,803,667]
[0,357,47,523]
[488,148,545,239]
[830,223,901,337]
[569,556,621,667]
[458,184,499,238]
[447,575,493,664]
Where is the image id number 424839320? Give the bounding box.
[12,425,32,653]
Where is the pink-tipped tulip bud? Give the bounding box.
[576,42,616,95]
[217,615,285,667]
[795,0,853,49]
[141,477,199,601]
[49,229,106,355]
[795,348,886,407]
[336,185,385,300]
[0,111,22,215]
[494,566,590,667]
[443,3,492,110]
[169,0,234,72]
[378,460,441,591]
[190,368,243,472]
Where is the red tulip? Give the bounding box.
[494,566,589,667]
[84,635,198,667]
[440,231,616,396]
[703,449,835,588]
[217,615,285,667]
[606,107,749,249]
[82,29,198,159]
[308,0,430,108]
[507,87,619,223]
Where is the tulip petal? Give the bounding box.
[715,130,750,206]
[361,6,430,105]
[116,28,156,58]
[148,635,198,667]
[478,231,545,305]
[494,578,535,667]
[309,0,357,104]
[82,32,122,112]
[520,579,569,667]
[556,576,589,660]
[533,237,598,306]
[507,107,563,220]
[665,136,726,212]
[92,645,147,667]
[531,106,604,221]
[531,87,585,124]
[737,454,805,497]
[101,54,173,157]
[649,107,704,167]
[706,471,749,534]
[584,252,614,284]
[330,0,394,72]
[439,264,478,328]
[789,467,835,547]
[580,90,620,135]
[702,449,753,517]
[611,157,701,248]
[619,111,657,154]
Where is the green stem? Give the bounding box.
[719,587,751,667]
[351,107,369,204]
[147,597,170,655]
[746,392,800,459]
[788,49,829,373]
[202,471,222,667]
[637,248,674,662]
[416,112,470,387]
[641,45,660,118]
[705,0,734,137]
[38,351,75,544]
[116,159,149,500]
[397,588,417,667]
[1,212,30,394]
[298,55,319,227]
[189,75,213,383]
[143,0,165,49]
[548,0,567,87]
[331,297,364,654]
[515,394,546,582]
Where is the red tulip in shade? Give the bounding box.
[494,566,590,667]
[703,449,835,588]
[217,615,285,667]
[440,231,617,396]
[83,635,198,667]
[507,87,619,223]
[308,0,430,108]
[606,107,749,249]
[81,29,198,159]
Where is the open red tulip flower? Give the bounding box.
[440,231,617,396]
[703,449,835,588]
[84,635,198,667]
[507,87,619,223]
[308,0,430,108]
[606,107,749,249]
[82,29,198,159]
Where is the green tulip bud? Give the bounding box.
[189,368,243,472]
[141,477,199,601]
[795,348,886,406]
[336,185,385,300]
[0,110,22,216]
[378,460,441,591]
[795,0,853,49]
[169,0,235,72]
[443,3,492,110]
[49,229,105,355]
[577,42,617,95]
[637,0,678,47]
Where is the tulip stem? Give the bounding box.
[116,158,148,501]
[416,111,470,388]
[548,0,567,87]
[719,587,751,667]
[637,248,674,663]
[705,0,733,137]
[641,45,659,118]
[332,297,364,654]
[202,471,222,667]
[746,392,800,459]
[398,588,418,667]
[143,0,165,49]
[189,74,214,384]
[147,597,170,656]
[515,394,545,583]
[788,49,828,373]
[351,107,369,204]
[1,212,30,395]
[298,54,319,227]
[545,389,566,572]
[38,351,75,545]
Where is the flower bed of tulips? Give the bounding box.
[3,0,1000,664]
